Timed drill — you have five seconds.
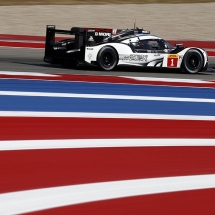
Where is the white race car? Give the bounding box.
[44,26,208,74]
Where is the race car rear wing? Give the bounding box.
[44,25,114,61]
[44,25,150,63]
[44,25,85,60]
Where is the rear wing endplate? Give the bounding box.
[44,25,84,60]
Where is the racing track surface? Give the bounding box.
[0,47,215,79]
[2,46,215,215]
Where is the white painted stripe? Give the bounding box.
[205,48,215,52]
[0,46,44,50]
[0,71,212,85]
[121,76,212,84]
[1,139,215,151]
[1,174,215,215]
[0,71,58,77]
[1,91,215,103]
[0,40,45,43]
[1,111,215,121]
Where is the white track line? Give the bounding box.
[1,91,215,103]
[1,111,215,121]
[1,139,215,151]
[1,174,215,215]
[0,40,45,43]
[0,70,212,84]
[205,48,215,52]
[0,71,58,77]
[121,76,213,83]
[0,46,44,49]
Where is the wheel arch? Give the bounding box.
[96,45,119,71]
[96,45,119,64]
[181,48,205,71]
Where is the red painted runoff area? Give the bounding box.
[0,34,215,48]
[1,117,215,140]
[1,147,215,193]
[0,41,44,48]
[1,72,215,215]
[1,73,215,88]
[0,34,215,56]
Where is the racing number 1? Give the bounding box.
[170,59,174,66]
[167,54,178,67]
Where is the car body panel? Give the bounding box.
[85,43,208,69]
[44,25,208,72]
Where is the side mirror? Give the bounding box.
[175,43,183,48]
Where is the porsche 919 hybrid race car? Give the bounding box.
[44,25,208,74]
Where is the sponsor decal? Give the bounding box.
[112,29,118,35]
[120,54,148,62]
[179,55,183,60]
[88,53,92,60]
[167,54,178,67]
[47,25,55,29]
[88,36,94,42]
[154,54,161,56]
[95,32,111,37]
[168,54,178,58]
[87,48,93,50]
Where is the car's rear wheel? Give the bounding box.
[182,49,204,74]
[97,46,118,71]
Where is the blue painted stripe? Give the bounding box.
[1,95,215,116]
[1,79,215,99]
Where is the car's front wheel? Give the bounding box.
[97,46,118,71]
[182,49,204,74]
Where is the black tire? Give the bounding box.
[182,49,204,74]
[97,46,118,71]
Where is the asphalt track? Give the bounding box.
[0,47,215,80]
[2,46,215,215]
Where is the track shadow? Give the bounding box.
[12,61,180,73]
[12,61,215,76]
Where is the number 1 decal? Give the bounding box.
[171,59,174,66]
[167,54,178,68]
